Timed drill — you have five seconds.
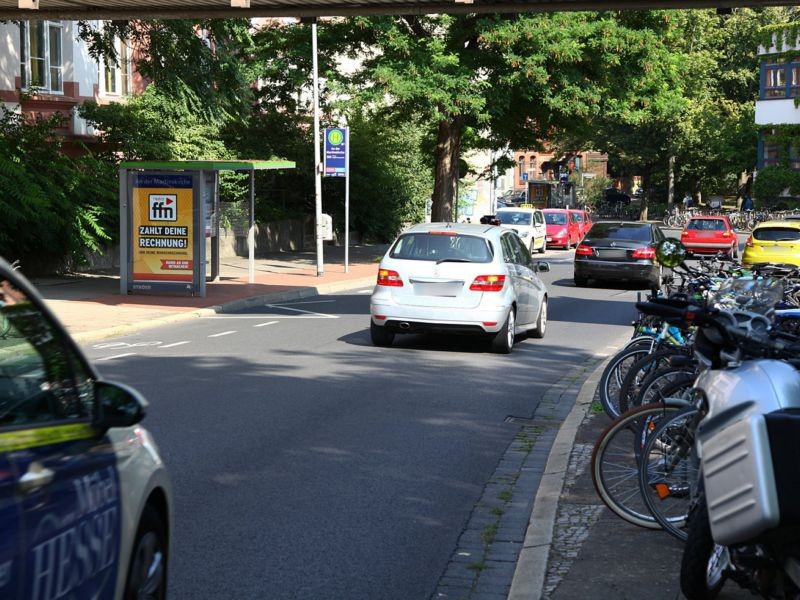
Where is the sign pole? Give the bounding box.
[119,167,129,295]
[345,126,350,273]
[248,170,255,284]
[312,20,324,277]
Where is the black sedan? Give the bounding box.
[573,221,665,288]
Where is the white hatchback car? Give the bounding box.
[0,257,171,600]
[495,207,547,254]
[369,222,550,353]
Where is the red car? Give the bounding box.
[544,209,582,249]
[572,209,593,238]
[680,215,739,259]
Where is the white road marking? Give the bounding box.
[254,321,279,328]
[208,331,236,338]
[204,315,335,319]
[358,289,372,294]
[264,304,338,319]
[93,341,162,349]
[161,341,191,348]
[204,305,338,320]
[96,353,136,361]
[273,300,337,305]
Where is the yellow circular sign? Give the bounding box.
[328,130,344,145]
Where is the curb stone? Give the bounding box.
[506,358,608,600]
[432,347,621,600]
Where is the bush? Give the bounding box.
[0,108,115,273]
[753,165,800,201]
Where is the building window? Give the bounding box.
[101,38,131,96]
[762,61,800,99]
[518,156,525,183]
[763,139,780,167]
[790,141,800,170]
[19,21,63,93]
[528,156,537,180]
[791,65,800,98]
[765,65,786,98]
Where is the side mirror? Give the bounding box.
[536,261,551,273]
[655,238,687,268]
[94,380,147,430]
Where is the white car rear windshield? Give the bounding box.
[390,233,493,263]
[497,212,533,226]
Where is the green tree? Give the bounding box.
[0,108,115,272]
[332,12,677,221]
[577,8,794,205]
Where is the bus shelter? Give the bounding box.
[119,160,295,297]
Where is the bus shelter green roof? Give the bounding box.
[120,159,295,171]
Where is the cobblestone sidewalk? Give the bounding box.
[431,357,602,600]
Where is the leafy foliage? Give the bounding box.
[0,108,115,272]
[753,165,800,199]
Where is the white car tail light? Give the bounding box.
[470,275,506,292]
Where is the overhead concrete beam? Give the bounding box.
[0,0,797,20]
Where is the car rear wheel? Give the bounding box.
[124,505,168,600]
[490,309,515,354]
[370,321,395,347]
[531,297,547,339]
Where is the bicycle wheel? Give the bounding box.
[598,346,656,418]
[624,335,657,350]
[634,368,695,408]
[617,348,687,414]
[639,407,701,541]
[591,401,689,529]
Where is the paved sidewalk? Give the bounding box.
[28,245,385,343]
[538,392,753,600]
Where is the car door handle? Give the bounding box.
[18,461,55,493]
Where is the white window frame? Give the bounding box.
[100,37,132,97]
[19,20,64,94]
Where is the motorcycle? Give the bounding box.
[644,239,800,599]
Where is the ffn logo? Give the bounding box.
[149,195,177,221]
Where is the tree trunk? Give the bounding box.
[431,116,462,222]
[667,154,675,206]
[639,169,650,221]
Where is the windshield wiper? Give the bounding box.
[436,258,473,264]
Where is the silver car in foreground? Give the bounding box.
[369,222,550,353]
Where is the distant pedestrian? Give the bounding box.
[683,192,693,210]
[742,195,754,211]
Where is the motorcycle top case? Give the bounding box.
[701,409,800,546]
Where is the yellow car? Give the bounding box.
[742,220,800,266]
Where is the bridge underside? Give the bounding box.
[0,0,795,20]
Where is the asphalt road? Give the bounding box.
[85,250,643,600]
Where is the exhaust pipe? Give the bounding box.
[399,322,411,330]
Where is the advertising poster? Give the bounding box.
[131,173,194,282]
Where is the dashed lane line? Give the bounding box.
[161,341,191,348]
[254,321,279,328]
[273,300,336,305]
[208,331,236,338]
[96,352,136,361]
